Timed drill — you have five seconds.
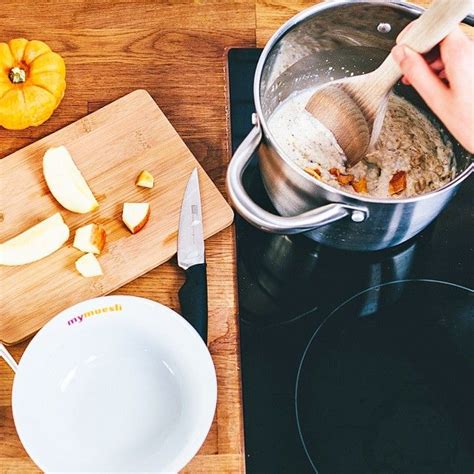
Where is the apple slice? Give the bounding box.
[73,223,106,254]
[122,202,150,234]
[0,213,69,266]
[43,146,99,214]
[75,253,103,277]
[136,170,154,188]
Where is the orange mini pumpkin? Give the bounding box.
[0,38,66,130]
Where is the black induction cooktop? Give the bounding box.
[227,48,474,474]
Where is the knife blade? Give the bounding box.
[177,168,208,343]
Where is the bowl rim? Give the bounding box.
[11,295,217,472]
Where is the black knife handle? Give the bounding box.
[178,263,208,344]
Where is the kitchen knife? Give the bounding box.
[178,168,208,343]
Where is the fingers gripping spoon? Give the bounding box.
[178,168,208,343]
[305,0,473,167]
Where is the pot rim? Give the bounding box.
[253,0,474,205]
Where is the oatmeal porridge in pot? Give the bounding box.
[268,89,455,198]
[226,1,473,251]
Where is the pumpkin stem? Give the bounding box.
[9,67,27,84]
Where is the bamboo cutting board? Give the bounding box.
[0,90,234,345]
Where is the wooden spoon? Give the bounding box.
[306,0,473,167]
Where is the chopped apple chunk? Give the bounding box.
[122,202,150,234]
[389,171,407,195]
[136,170,154,188]
[73,223,106,254]
[351,177,368,194]
[75,253,103,277]
[329,167,354,186]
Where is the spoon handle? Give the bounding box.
[372,0,472,90]
[399,0,472,54]
[0,343,18,373]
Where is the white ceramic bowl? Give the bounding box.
[12,295,217,472]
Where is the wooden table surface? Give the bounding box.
[0,0,459,472]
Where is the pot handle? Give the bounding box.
[0,343,18,373]
[226,123,368,234]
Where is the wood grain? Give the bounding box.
[2,0,470,472]
[0,0,254,471]
[0,90,234,344]
[256,0,317,47]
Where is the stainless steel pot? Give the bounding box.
[226,1,473,251]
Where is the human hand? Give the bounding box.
[391,26,474,153]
